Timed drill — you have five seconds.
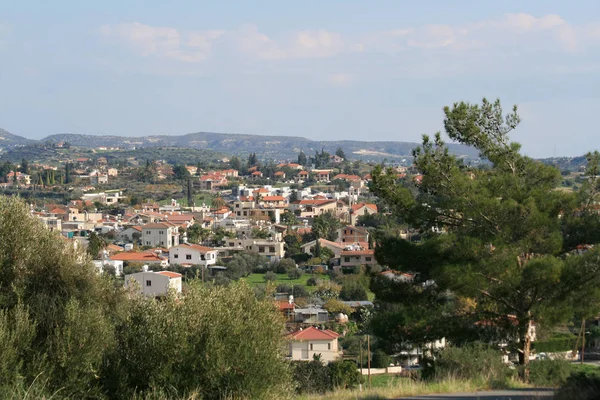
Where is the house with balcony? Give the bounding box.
[141,222,180,249]
[169,243,219,266]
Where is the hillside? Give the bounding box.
[0,128,34,149]
[0,128,479,162]
[41,132,479,161]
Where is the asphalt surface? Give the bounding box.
[395,389,555,400]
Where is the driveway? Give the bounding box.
[395,389,555,400]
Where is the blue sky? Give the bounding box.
[1,1,599,157]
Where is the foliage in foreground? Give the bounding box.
[0,196,292,399]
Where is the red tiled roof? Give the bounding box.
[156,271,182,279]
[110,252,166,262]
[351,203,378,213]
[288,326,340,340]
[341,249,374,256]
[262,196,285,201]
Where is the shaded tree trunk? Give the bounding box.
[518,316,533,381]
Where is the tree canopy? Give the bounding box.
[371,98,600,377]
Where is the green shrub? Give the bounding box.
[555,372,600,400]
[423,343,507,383]
[528,358,571,387]
[532,336,576,353]
[288,268,303,280]
[306,276,320,286]
[371,349,391,368]
[292,360,332,394]
[328,360,363,389]
[264,271,277,282]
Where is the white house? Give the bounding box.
[93,259,124,276]
[288,326,342,363]
[125,270,183,297]
[141,222,180,249]
[169,243,219,266]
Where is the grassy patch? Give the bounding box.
[242,273,329,292]
[296,377,491,400]
[570,363,600,376]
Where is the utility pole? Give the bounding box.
[581,318,586,364]
[367,335,371,389]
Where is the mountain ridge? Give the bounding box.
[0,129,479,161]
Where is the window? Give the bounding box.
[344,257,350,262]
[229,242,235,247]
[328,343,331,350]
[146,280,152,287]
[310,344,313,350]
[159,231,164,235]
[270,246,275,253]
[146,231,151,235]
[201,255,206,261]
[174,254,179,259]
[186,254,192,260]
[259,247,265,253]
[146,241,151,246]
[365,257,372,262]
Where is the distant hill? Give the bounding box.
[41,132,479,161]
[0,128,34,149]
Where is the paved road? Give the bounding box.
[395,389,555,400]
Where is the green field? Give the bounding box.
[242,272,330,292]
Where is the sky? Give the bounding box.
[1,1,599,157]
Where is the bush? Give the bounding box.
[528,358,571,387]
[423,343,507,383]
[264,271,277,282]
[276,284,309,298]
[555,372,600,400]
[288,268,303,280]
[291,360,362,394]
[292,361,331,394]
[328,360,363,389]
[275,258,297,274]
[532,336,577,353]
[306,276,320,286]
[340,281,369,301]
[371,349,391,368]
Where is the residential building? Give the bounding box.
[288,326,341,363]
[340,247,377,270]
[301,238,345,258]
[141,222,180,249]
[289,199,337,218]
[338,225,370,244]
[220,238,285,260]
[312,170,333,182]
[125,270,182,296]
[169,243,219,266]
[349,203,378,225]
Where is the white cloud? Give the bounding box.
[100,22,222,62]
[99,14,600,69]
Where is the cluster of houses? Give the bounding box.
[25,162,395,364]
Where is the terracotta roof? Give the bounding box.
[288,326,340,341]
[341,249,374,256]
[351,203,378,213]
[296,199,336,206]
[277,300,295,311]
[156,271,182,279]
[110,252,166,262]
[274,171,285,176]
[255,188,270,193]
[251,171,263,176]
[298,170,309,175]
[166,214,195,222]
[262,196,285,201]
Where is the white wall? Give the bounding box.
[169,247,218,266]
[125,272,171,296]
[289,339,340,363]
